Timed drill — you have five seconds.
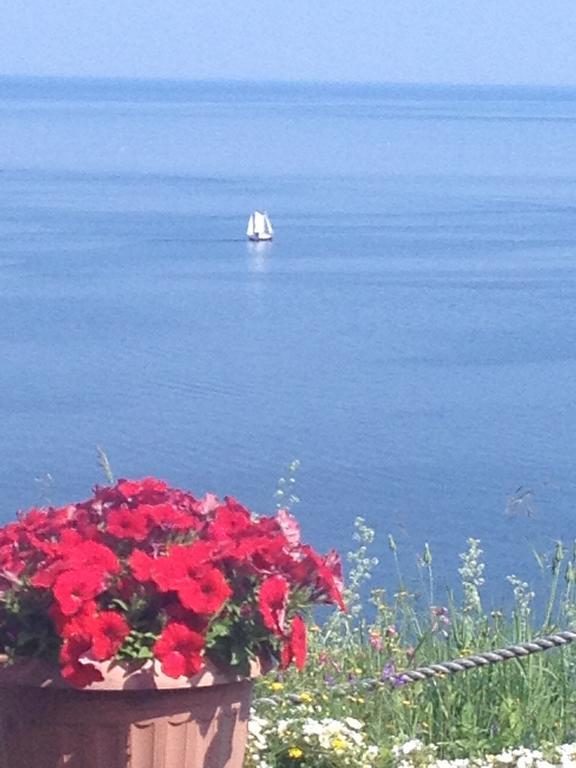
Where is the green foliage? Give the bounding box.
[1,590,60,662]
[96,445,115,484]
[117,630,156,660]
[252,521,576,764]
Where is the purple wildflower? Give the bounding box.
[381,661,407,688]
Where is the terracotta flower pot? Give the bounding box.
[0,658,258,768]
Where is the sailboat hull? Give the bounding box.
[247,233,273,241]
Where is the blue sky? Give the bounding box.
[1,0,575,86]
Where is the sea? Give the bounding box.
[2,76,576,601]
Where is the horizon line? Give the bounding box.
[1,73,576,92]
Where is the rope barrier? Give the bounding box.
[395,628,576,685]
[255,627,576,705]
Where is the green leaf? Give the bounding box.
[110,598,130,612]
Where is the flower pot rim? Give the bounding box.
[0,655,266,692]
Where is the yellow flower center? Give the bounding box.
[332,737,347,751]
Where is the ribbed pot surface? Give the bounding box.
[0,679,253,768]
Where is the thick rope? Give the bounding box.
[394,628,576,685]
[255,628,576,705]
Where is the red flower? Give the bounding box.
[150,542,215,591]
[318,550,346,611]
[106,507,150,541]
[59,529,83,548]
[32,560,68,589]
[143,503,193,531]
[208,501,251,541]
[292,615,307,670]
[53,568,106,616]
[280,614,307,671]
[0,476,344,688]
[128,549,157,582]
[61,661,104,688]
[176,568,232,615]
[237,536,287,575]
[60,636,103,688]
[32,541,119,590]
[284,546,346,611]
[50,600,97,637]
[258,575,289,636]
[153,622,205,678]
[117,478,168,502]
[89,611,130,661]
[64,541,121,576]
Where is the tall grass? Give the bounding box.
[252,519,576,763]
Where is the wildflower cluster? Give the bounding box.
[392,740,576,768]
[246,707,380,767]
[0,478,344,687]
[264,522,576,756]
[458,538,485,615]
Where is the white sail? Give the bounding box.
[253,211,266,234]
[263,213,274,236]
[246,210,273,240]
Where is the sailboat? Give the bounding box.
[246,211,274,241]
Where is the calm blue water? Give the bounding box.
[2,77,576,596]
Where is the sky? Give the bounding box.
[1,1,576,86]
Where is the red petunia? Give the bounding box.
[53,568,106,616]
[0,476,344,689]
[141,503,192,531]
[291,615,307,670]
[280,614,307,671]
[50,600,97,637]
[63,540,121,576]
[318,549,346,611]
[283,545,345,610]
[258,575,289,636]
[106,507,150,541]
[61,661,103,688]
[208,502,251,541]
[60,636,103,688]
[59,529,83,548]
[233,536,287,575]
[150,543,215,591]
[176,568,232,615]
[32,560,68,589]
[153,622,205,679]
[117,478,168,502]
[291,546,345,611]
[33,541,120,591]
[89,611,131,661]
[128,549,157,582]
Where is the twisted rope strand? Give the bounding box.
[255,628,576,705]
[396,629,576,684]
